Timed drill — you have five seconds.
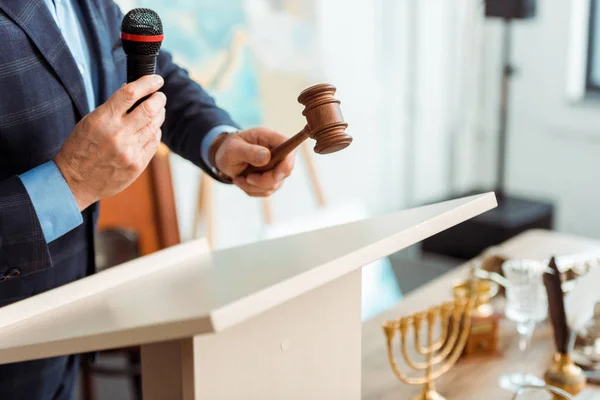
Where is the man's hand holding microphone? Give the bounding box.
[54,75,166,211]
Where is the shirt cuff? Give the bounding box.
[200,124,240,169]
[19,161,83,243]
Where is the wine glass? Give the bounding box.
[499,259,549,392]
[512,384,574,400]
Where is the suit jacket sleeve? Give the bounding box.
[0,176,53,278]
[105,2,241,183]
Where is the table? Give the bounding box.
[362,229,600,399]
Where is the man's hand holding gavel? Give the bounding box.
[209,128,296,197]
[53,74,295,210]
[210,82,351,197]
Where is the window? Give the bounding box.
[586,0,600,92]
[566,0,600,101]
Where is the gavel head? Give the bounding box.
[297,83,352,154]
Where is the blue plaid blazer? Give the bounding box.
[0,0,237,307]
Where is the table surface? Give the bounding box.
[362,229,600,399]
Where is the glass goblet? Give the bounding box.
[512,384,574,400]
[499,259,549,392]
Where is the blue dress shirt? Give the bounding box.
[19,0,237,243]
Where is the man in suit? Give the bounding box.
[0,0,296,398]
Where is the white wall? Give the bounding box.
[478,0,600,239]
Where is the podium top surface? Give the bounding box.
[0,193,496,364]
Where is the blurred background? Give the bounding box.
[84,0,600,398]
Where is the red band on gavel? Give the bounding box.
[120,32,164,42]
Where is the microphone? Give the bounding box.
[120,8,163,112]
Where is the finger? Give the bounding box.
[126,92,166,133]
[240,141,271,167]
[136,129,162,174]
[244,170,277,189]
[244,190,275,198]
[235,182,274,197]
[142,128,162,155]
[233,176,282,194]
[242,127,289,149]
[224,138,271,168]
[137,109,165,148]
[245,152,295,188]
[109,75,164,116]
[261,131,288,148]
[272,153,295,182]
[242,187,276,197]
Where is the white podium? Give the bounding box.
[0,193,496,399]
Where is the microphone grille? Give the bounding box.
[121,8,163,56]
[121,8,163,36]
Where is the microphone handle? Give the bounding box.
[126,54,158,114]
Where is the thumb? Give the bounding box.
[232,139,271,167]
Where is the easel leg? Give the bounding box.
[193,172,214,248]
[261,197,274,226]
[260,141,327,228]
[300,141,326,207]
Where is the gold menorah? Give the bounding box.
[383,297,477,400]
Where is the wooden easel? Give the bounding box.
[98,143,181,255]
[193,140,326,248]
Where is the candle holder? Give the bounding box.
[382,297,477,400]
[544,353,586,399]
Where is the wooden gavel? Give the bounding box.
[241,83,352,176]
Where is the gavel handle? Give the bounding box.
[241,125,310,176]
